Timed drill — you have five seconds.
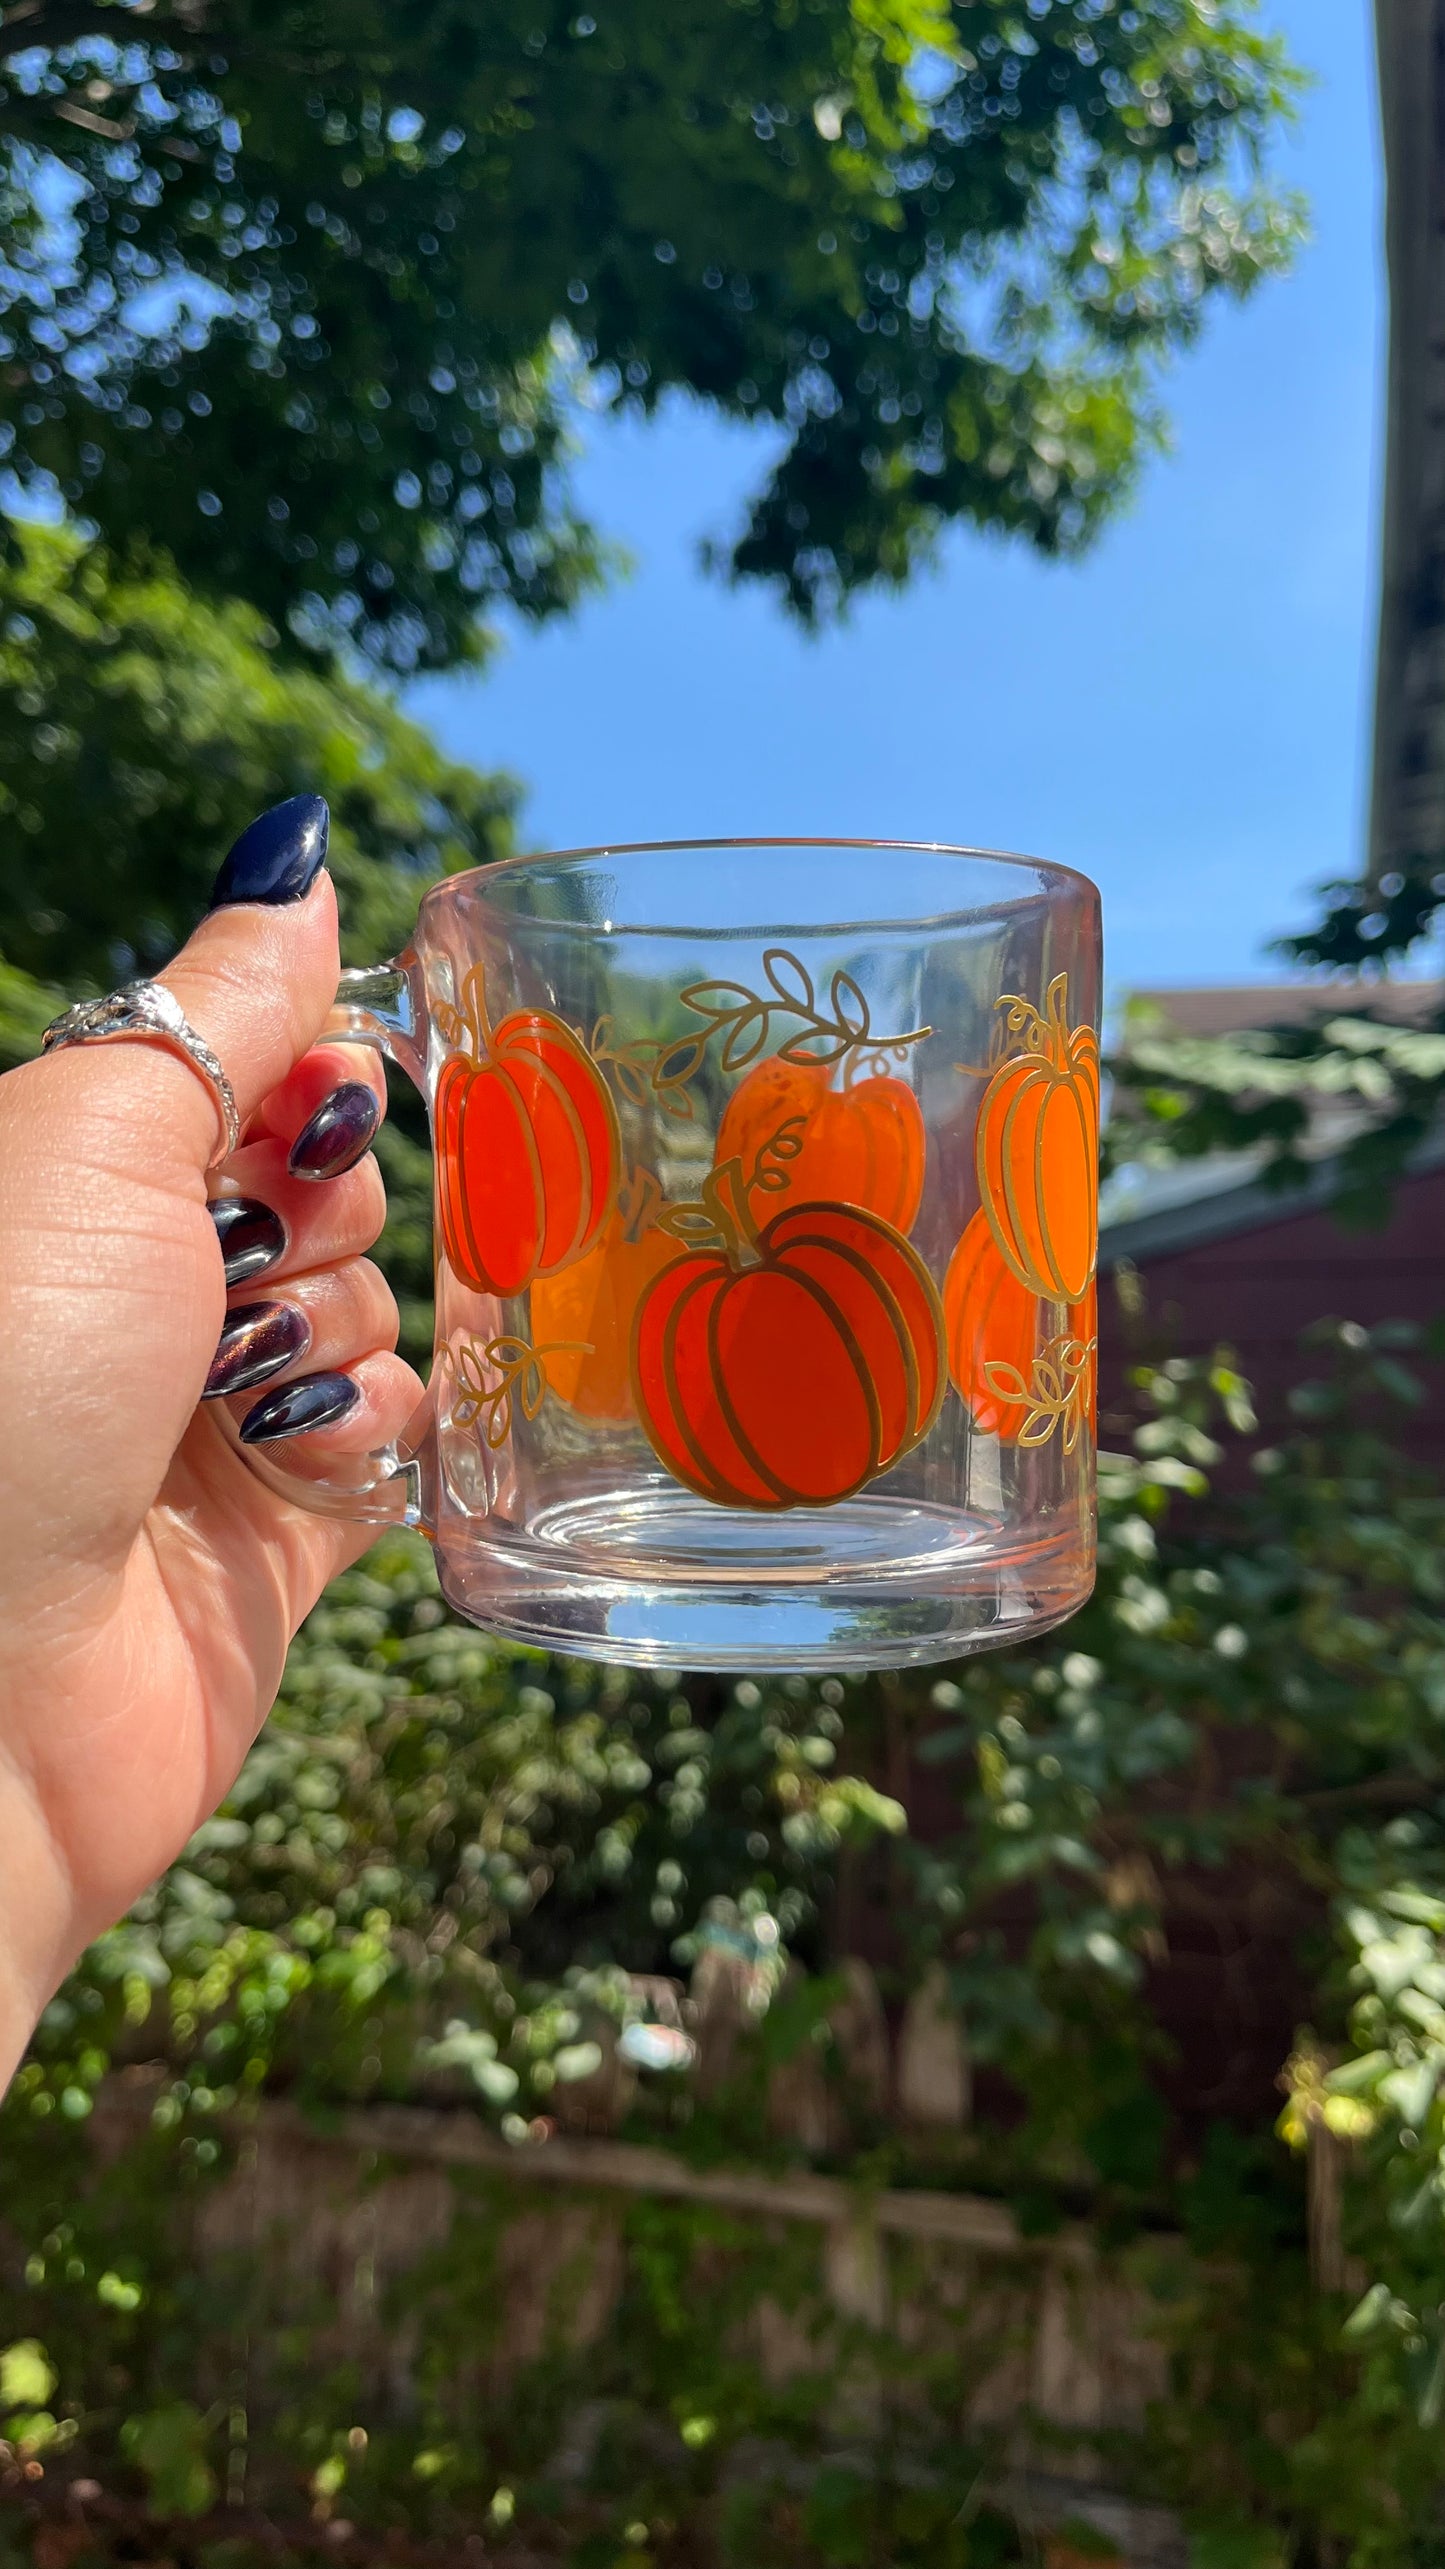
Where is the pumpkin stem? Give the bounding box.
[618,1163,664,1245]
[703,1157,765,1270]
[1043,972,1071,1064]
[990,972,1074,1073]
[653,1157,765,1267]
[458,963,496,1063]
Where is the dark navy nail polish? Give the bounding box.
[288,1081,380,1182]
[208,795,329,910]
[240,1370,360,1445]
[202,1301,311,1401]
[209,1195,288,1287]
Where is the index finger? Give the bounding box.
[246,1043,390,1150]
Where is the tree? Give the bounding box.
[0,526,516,995]
[0,524,516,1346]
[0,0,1301,670]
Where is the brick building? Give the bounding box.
[1099,982,1445,1471]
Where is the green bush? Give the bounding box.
[5,1322,1445,2564]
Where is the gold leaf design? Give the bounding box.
[590,1017,708,1122]
[443,1334,592,1450]
[591,951,930,1119]
[981,1330,1096,1454]
[685,946,930,1075]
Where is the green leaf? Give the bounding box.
[4,2411,62,2456]
[1342,2282,1416,2342]
[1324,2050,1392,2096]
[120,2402,218,2518]
[552,2041,605,2084]
[0,2341,56,2409]
[1380,1888,1445,1931]
[1418,2331,1445,2428]
[1379,2056,1440,2129]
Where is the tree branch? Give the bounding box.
[51,92,132,135]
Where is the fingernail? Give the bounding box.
[202,1301,311,1400]
[208,794,329,910]
[240,1370,360,1446]
[209,1195,288,1286]
[288,1080,380,1182]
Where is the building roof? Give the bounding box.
[1126,981,1444,1038]
[1100,1125,1445,1270]
[1101,977,1445,1264]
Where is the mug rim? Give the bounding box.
[417,835,1099,931]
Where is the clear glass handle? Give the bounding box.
[324,951,428,1088]
[211,948,439,1536]
[213,1382,438,1532]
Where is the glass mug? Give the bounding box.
[223,840,1102,1673]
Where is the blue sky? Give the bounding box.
[411,0,1382,1000]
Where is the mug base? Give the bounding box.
[433,1489,1093,1672]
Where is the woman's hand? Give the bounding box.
[0,799,424,2085]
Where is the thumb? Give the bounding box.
[29,797,343,1202]
[153,796,344,1173]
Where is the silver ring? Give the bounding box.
[42,979,241,1169]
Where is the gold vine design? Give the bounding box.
[954,974,1093,1084]
[649,1117,808,1257]
[433,965,494,1063]
[443,1335,591,1450]
[747,1114,807,1198]
[989,981,1062,1069]
[591,1015,708,1123]
[593,948,930,1124]
[982,1332,1096,1454]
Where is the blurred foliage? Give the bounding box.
[1102,814,1445,1216]
[1107,995,1445,1227]
[0,0,1302,669]
[8,1324,1445,2562]
[0,522,517,995]
[0,521,515,1353]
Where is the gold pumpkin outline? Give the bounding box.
[628,1192,947,1514]
[435,962,624,1297]
[974,972,1100,1303]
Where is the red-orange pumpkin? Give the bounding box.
[944,1211,1097,1446]
[633,1196,945,1510]
[436,1007,621,1297]
[943,1210,1042,1441]
[717,1053,926,1233]
[975,975,1099,1301]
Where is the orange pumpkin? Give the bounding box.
[436,1004,621,1298]
[943,1210,1042,1441]
[717,1052,926,1232]
[944,1211,1097,1448]
[633,1177,945,1511]
[975,973,1099,1301]
[530,1174,677,1421]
